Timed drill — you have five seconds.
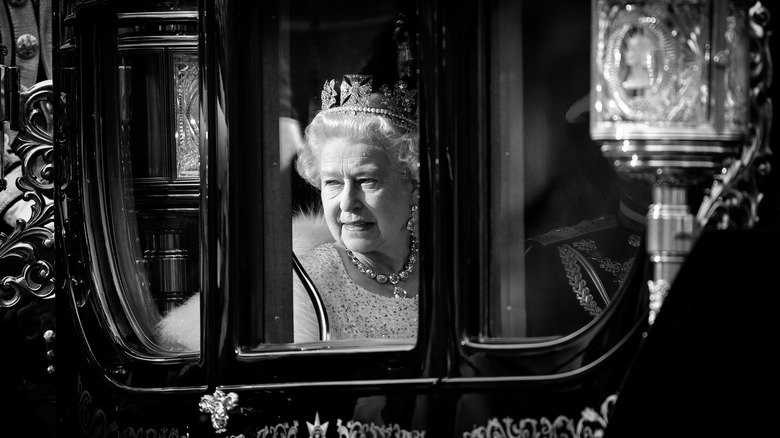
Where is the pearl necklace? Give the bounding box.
[346,231,419,299]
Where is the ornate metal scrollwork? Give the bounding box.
[697,2,774,230]
[200,389,240,434]
[593,1,772,324]
[464,394,617,438]
[0,79,55,308]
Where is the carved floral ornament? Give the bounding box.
[83,381,614,437]
[696,1,774,231]
[464,394,617,438]
[0,80,55,308]
[200,390,240,434]
[197,395,616,437]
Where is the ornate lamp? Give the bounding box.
[591,0,772,323]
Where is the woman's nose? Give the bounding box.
[339,182,362,212]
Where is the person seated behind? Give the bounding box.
[292,74,420,342]
[523,186,648,338]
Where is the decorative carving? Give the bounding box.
[697,1,773,230]
[594,1,766,321]
[335,419,426,438]
[173,52,200,178]
[252,421,300,438]
[78,375,109,438]
[464,393,617,438]
[117,427,187,438]
[78,375,185,438]
[602,7,682,123]
[0,79,54,307]
[307,413,328,437]
[200,390,240,434]
[229,414,425,437]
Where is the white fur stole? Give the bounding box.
[157,211,333,350]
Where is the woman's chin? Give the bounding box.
[342,239,371,254]
[341,234,377,254]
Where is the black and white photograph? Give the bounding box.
[0,0,778,436]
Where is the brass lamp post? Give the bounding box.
[591,0,772,324]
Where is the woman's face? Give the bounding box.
[319,138,415,259]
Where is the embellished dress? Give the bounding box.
[296,243,418,340]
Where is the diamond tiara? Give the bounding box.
[320,74,418,133]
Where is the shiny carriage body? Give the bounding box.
[46,0,778,437]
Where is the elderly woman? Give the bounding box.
[158,74,420,348]
[293,74,420,342]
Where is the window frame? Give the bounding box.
[205,0,433,388]
[61,1,206,392]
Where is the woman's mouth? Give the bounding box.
[343,222,372,232]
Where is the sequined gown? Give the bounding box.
[295,243,418,341]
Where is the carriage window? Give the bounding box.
[91,6,202,353]
[485,2,645,339]
[242,0,420,349]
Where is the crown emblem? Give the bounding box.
[320,74,418,132]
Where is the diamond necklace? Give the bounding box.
[346,230,419,299]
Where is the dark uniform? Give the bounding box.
[524,195,646,337]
